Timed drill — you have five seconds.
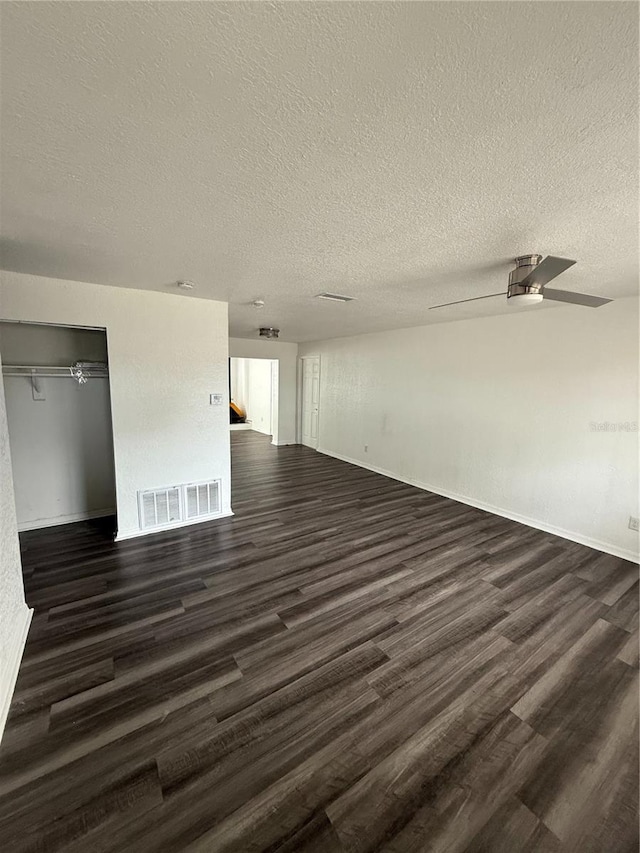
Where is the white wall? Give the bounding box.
[0,321,107,365]
[229,338,298,445]
[0,272,231,539]
[300,297,640,561]
[0,347,32,742]
[230,357,246,414]
[230,357,275,436]
[1,323,116,530]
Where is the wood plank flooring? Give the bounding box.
[0,430,638,852]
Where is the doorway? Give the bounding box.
[229,357,279,442]
[0,321,117,532]
[301,356,320,449]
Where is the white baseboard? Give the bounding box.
[317,446,639,564]
[17,508,115,532]
[271,439,298,446]
[115,510,234,542]
[0,605,33,745]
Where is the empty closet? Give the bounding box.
[0,321,116,531]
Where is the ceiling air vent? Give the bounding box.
[185,480,221,519]
[316,292,356,303]
[138,486,182,530]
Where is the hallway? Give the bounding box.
[0,431,637,851]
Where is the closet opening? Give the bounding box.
[0,320,117,535]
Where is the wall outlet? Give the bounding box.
[629,516,639,532]
[210,393,223,406]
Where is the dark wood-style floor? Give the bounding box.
[0,431,638,852]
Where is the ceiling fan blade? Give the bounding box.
[429,292,504,310]
[519,255,576,288]
[543,288,612,308]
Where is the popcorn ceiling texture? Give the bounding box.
[0,2,637,341]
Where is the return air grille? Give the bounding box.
[139,487,182,529]
[138,479,222,530]
[185,481,221,519]
[316,292,356,303]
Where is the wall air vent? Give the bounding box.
[137,479,222,530]
[139,486,182,530]
[185,480,221,519]
[316,292,356,303]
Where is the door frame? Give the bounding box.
[229,356,280,444]
[297,355,321,449]
[0,319,118,533]
[269,359,278,439]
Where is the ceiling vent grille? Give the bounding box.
[316,292,356,303]
[139,487,182,530]
[185,481,221,519]
[137,479,222,530]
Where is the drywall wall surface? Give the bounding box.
[0,346,32,742]
[230,358,244,411]
[230,357,274,436]
[0,322,107,365]
[299,298,640,560]
[229,338,298,444]
[0,271,231,538]
[246,358,274,435]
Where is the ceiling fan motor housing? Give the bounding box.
[508,254,543,299]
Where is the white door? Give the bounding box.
[301,357,320,449]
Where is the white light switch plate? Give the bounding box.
[210,393,223,406]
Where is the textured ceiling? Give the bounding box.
[1,2,638,342]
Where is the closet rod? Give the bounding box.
[1,364,109,378]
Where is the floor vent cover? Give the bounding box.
[138,480,221,530]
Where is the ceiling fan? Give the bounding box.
[429,255,612,310]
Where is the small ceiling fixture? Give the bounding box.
[316,292,356,303]
[252,299,265,308]
[177,280,195,290]
[259,327,280,340]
